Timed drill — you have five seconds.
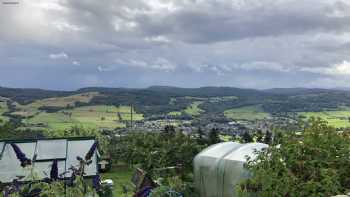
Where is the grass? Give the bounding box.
[208,96,238,102]
[219,134,233,142]
[184,101,204,116]
[168,111,182,116]
[24,105,143,130]
[0,101,9,123]
[299,109,350,128]
[27,92,99,108]
[101,165,134,196]
[224,105,270,121]
[12,92,100,118]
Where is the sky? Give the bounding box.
[1,0,350,90]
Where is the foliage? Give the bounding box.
[238,118,350,196]
[47,126,110,155]
[112,131,204,177]
[110,130,206,196]
[0,121,45,139]
[208,128,221,145]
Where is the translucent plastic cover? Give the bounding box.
[194,142,268,197]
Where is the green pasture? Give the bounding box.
[224,105,270,121]
[12,92,100,118]
[24,105,143,130]
[184,101,204,116]
[299,110,350,128]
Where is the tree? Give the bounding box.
[241,132,253,143]
[263,130,272,144]
[208,128,220,145]
[238,118,350,196]
[255,130,263,142]
[164,125,176,137]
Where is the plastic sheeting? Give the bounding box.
[194,142,268,197]
[0,138,98,183]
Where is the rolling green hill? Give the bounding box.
[2,86,350,129]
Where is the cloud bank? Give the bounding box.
[1,0,350,89]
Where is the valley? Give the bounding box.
[1,86,350,133]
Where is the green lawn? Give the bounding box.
[184,101,204,116]
[224,105,270,121]
[24,105,143,130]
[299,110,350,128]
[101,166,134,196]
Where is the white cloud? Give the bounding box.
[236,61,289,72]
[151,58,176,71]
[72,61,80,66]
[49,52,68,60]
[117,58,176,71]
[97,65,115,72]
[145,35,171,43]
[301,60,350,76]
[52,21,85,32]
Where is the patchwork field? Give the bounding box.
[299,110,350,128]
[24,105,143,130]
[12,92,101,118]
[224,105,270,121]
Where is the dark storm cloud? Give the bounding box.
[1,0,350,89]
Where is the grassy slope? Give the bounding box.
[101,166,134,196]
[299,109,350,128]
[184,101,204,116]
[224,105,270,121]
[25,105,143,130]
[168,96,238,116]
[12,92,100,118]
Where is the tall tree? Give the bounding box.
[208,128,220,145]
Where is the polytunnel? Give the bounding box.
[193,142,268,197]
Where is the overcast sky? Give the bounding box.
[1,0,350,90]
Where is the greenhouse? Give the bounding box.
[194,142,268,197]
[0,137,98,183]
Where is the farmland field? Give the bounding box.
[24,105,143,130]
[12,92,101,118]
[224,105,270,121]
[184,101,204,116]
[299,109,350,128]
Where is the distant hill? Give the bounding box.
[1,86,350,116]
[262,88,339,96]
[0,87,73,104]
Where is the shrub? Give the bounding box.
[238,118,350,196]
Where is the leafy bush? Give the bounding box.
[238,118,350,196]
[112,131,204,177]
